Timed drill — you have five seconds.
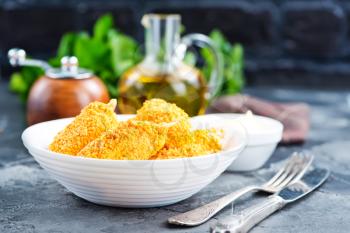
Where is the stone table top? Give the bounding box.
[1,81,350,233]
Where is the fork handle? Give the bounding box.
[168,185,258,226]
[211,196,286,233]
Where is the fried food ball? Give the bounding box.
[151,129,222,160]
[135,98,192,148]
[192,129,222,152]
[135,98,189,123]
[78,120,168,160]
[49,99,118,155]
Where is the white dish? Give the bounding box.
[22,114,246,208]
[194,114,283,172]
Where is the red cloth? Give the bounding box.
[208,94,310,144]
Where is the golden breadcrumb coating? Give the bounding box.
[165,118,193,148]
[78,120,168,160]
[49,99,117,155]
[192,129,222,152]
[135,98,192,148]
[151,129,222,160]
[50,98,223,160]
[135,98,189,123]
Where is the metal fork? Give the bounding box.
[168,152,314,226]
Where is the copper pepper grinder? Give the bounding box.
[8,48,110,125]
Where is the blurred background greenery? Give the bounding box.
[9,14,244,102]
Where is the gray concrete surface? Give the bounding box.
[1,82,350,233]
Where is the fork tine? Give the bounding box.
[272,152,314,190]
[285,152,314,185]
[268,154,303,188]
[263,152,299,187]
[274,166,301,190]
[273,156,306,189]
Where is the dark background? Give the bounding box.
[1,0,350,88]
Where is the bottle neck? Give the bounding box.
[144,15,181,67]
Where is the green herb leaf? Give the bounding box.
[9,67,44,101]
[183,51,196,66]
[9,72,27,93]
[74,34,109,70]
[93,14,114,42]
[108,30,140,77]
[200,29,245,95]
[57,32,77,57]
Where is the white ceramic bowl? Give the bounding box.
[194,114,283,172]
[22,115,245,208]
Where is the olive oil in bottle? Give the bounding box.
[118,14,222,116]
[118,63,207,116]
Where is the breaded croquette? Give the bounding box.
[49,99,118,155]
[152,129,222,160]
[153,144,211,160]
[135,99,192,148]
[78,120,168,160]
[135,98,189,123]
[192,129,222,152]
[49,98,223,160]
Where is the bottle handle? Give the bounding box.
[175,33,224,98]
